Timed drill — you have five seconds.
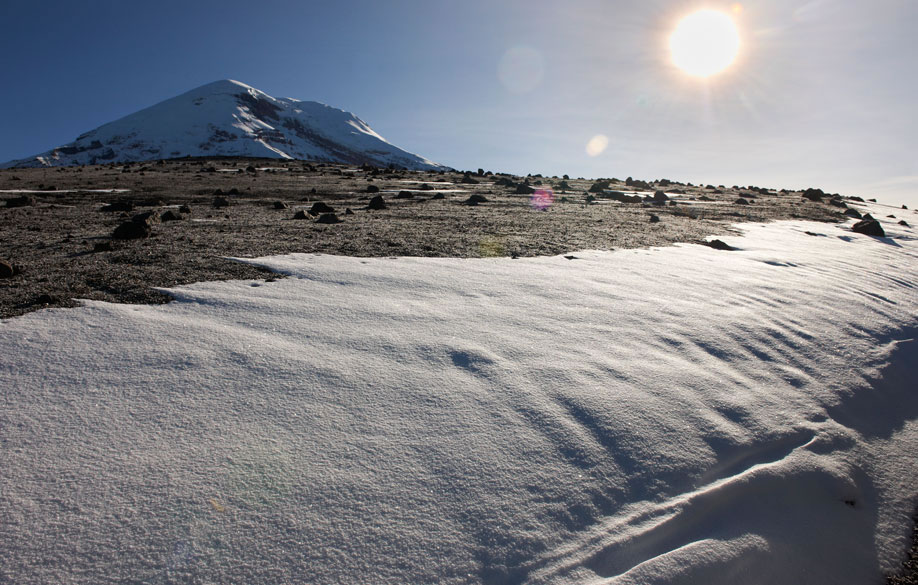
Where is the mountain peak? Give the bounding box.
[2,81,447,170]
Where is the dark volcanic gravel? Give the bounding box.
[1,158,843,319]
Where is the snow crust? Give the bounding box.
[1,205,917,584]
[1,79,446,170]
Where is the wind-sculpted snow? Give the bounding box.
[1,205,916,584]
[1,80,446,170]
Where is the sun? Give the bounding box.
[670,10,740,77]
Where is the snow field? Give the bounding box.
[1,204,916,584]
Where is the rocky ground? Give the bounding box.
[0,157,915,581]
[0,157,849,319]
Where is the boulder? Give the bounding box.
[851,218,885,237]
[515,184,535,195]
[802,188,825,201]
[734,198,750,205]
[0,258,19,278]
[653,190,669,202]
[160,210,184,222]
[4,195,35,208]
[843,208,863,219]
[212,197,230,208]
[293,210,310,220]
[179,205,192,214]
[316,213,342,224]
[366,185,380,193]
[368,195,387,210]
[273,201,288,209]
[112,221,151,240]
[464,194,489,206]
[100,200,134,212]
[899,220,910,227]
[396,191,414,199]
[703,239,737,251]
[309,202,335,215]
[649,214,661,223]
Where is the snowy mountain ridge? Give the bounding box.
[1,80,447,170]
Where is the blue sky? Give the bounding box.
[2,0,916,207]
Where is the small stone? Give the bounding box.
[898,220,910,227]
[649,214,660,223]
[160,210,184,222]
[366,185,380,193]
[293,210,310,220]
[93,242,113,253]
[734,198,750,205]
[345,208,354,215]
[213,197,230,208]
[179,205,192,214]
[515,184,535,195]
[653,190,669,202]
[396,191,414,199]
[273,201,288,209]
[843,208,863,219]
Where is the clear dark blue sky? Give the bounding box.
[3,0,916,206]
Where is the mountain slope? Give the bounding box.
[1,80,447,170]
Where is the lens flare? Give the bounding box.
[585,135,609,157]
[530,188,554,210]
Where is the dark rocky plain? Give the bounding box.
[0,157,847,319]
[0,157,916,580]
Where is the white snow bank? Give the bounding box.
[1,205,917,584]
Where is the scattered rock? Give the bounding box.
[309,201,335,215]
[589,181,610,193]
[131,211,159,225]
[734,198,750,205]
[35,293,57,305]
[653,190,669,202]
[100,200,133,212]
[515,184,535,195]
[430,192,445,200]
[852,218,885,237]
[844,208,863,219]
[316,213,342,224]
[368,195,387,210]
[93,242,113,253]
[903,205,909,210]
[396,190,414,199]
[697,195,714,202]
[112,220,151,240]
[464,194,489,206]
[703,239,737,251]
[863,213,875,221]
[160,209,184,222]
[459,175,480,185]
[292,210,310,220]
[212,197,230,208]
[802,188,825,201]
[366,185,380,193]
[273,201,288,209]
[649,214,660,223]
[868,198,877,202]
[887,214,897,218]
[418,183,434,191]
[828,198,848,208]
[345,208,354,215]
[0,258,19,278]
[4,195,35,208]
[899,220,910,227]
[847,196,865,202]
[179,205,192,214]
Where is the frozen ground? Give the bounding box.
[1,204,916,584]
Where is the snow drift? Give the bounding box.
[0,79,446,170]
[1,203,916,584]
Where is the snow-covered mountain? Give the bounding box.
[1,80,447,170]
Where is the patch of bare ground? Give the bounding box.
[0,158,846,319]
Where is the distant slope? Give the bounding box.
[1,80,447,170]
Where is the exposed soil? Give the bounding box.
[0,158,844,319]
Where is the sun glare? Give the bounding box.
[670,10,740,77]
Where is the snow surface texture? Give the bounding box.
[0,79,446,170]
[1,205,917,584]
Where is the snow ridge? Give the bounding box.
[1,79,446,170]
